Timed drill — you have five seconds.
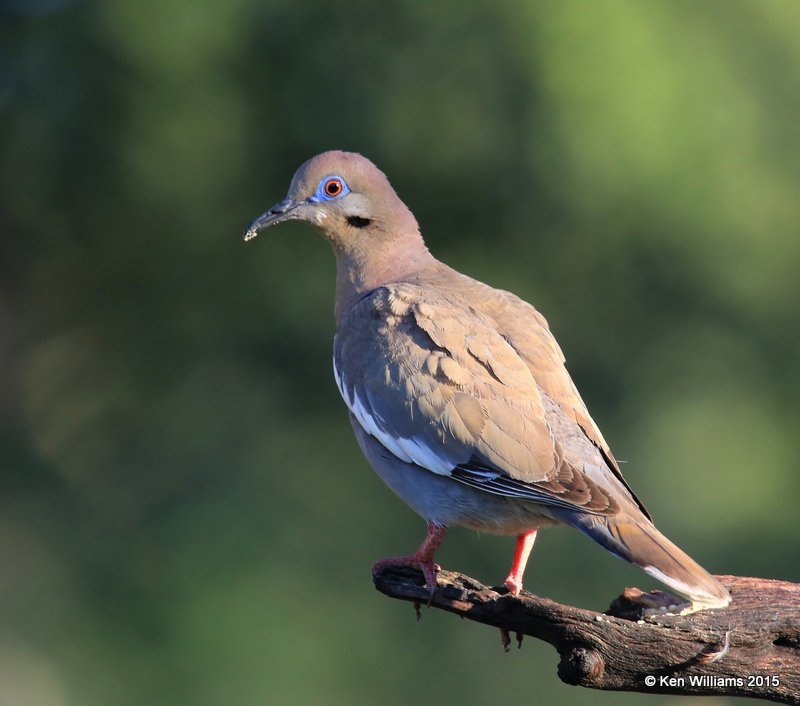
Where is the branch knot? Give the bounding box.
[559,646,605,685]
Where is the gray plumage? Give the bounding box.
[245,150,731,613]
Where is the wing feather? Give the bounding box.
[334,281,624,515]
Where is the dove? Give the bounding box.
[245,151,731,613]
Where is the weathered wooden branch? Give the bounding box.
[374,568,799,704]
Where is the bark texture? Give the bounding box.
[374,568,799,703]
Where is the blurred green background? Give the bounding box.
[1,0,799,704]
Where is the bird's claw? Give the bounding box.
[503,575,523,596]
[373,556,441,599]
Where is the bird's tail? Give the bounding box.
[569,512,731,612]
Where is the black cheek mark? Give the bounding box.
[346,216,372,228]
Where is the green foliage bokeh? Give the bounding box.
[1,1,798,704]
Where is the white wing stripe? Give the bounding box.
[333,356,454,475]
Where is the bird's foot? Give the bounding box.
[372,521,447,601]
[372,555,441,593]
[498,628,525,651]
[503,529,538,595]
[503,574,523,596]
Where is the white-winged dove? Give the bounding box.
[245,151,731,613]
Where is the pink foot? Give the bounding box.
[372,521,447,594]
[373,555,441,589]
[503,573,524,596]
[503,529,538,595]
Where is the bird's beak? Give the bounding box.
[243,198,302,241]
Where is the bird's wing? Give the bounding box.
[334,282,621,515]
[475,284,651,519]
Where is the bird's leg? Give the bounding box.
[504,529,538,595]
[373,521,447,591]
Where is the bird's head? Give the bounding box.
[244,151,420,254]
[244,151,435,320]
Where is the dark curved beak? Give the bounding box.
[243,198,301,242]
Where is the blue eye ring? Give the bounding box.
[310,175,351,202]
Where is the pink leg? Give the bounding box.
[504,529,538,595]
[373,521,447,591]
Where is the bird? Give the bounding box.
[244,150,731,614]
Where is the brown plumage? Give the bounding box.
[245,150,731,613]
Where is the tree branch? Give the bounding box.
[373,568,799,703]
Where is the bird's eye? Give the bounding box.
[324,178,343,197]
[311,175,350,202]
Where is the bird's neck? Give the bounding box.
[333,231,436,322]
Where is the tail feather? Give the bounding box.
[570,512,731,612]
